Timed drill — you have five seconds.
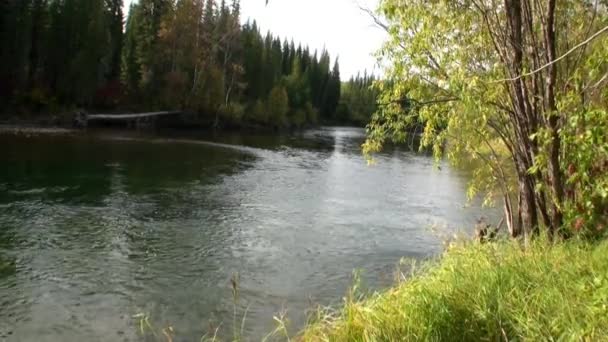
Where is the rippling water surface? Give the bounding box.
[0,127,494,341]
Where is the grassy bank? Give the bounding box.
[299,239,608,341]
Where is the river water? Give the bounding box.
[0,127,493,341]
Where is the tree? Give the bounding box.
[73,0,112,104]
[339,73,378,126]
[217,0,243,110]
[106,0,124,80]
[27,0,48,88]
[43,0,113,104]
[365,0,608,240]
[202,0,215,49]
[321,58,341,120]
[1,0,343,129]
[267,85,289,128]
[121,3,142,97]
[0,0,33,102]
[157,0,204,107]
[284,56,310,115]
[314,50,330,109]
[133,0,173,98]
[281,39,292,75]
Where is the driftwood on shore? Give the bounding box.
[87,111,181,120]
[0,125,77,136]
[73,110,181,128]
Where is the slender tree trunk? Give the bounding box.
[535,190,552,229]
[507,0,536,238]
[544,0,564,237]
[504,193,520,237]
[505,0,548,238]
[519,171,539,244]
[517,192,523,235]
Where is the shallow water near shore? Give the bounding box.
[0,127,495,341]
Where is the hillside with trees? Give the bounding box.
[0,0,358,130]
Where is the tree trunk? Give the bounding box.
[544,0,564,237]
[504,193,520,238]
[517,163,539,244]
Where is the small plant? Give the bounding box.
[133,273,251,342]
[263,309,291,342]
[230,272,252,342]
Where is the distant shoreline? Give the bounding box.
[0,124,78,136]
[0,116,364,137]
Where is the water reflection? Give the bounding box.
[0,127,496,341]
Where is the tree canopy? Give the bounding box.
[0,0,375,129]
[365,0,608,240]
[338,72,379,126]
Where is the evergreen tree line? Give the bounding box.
[0,0,124,112]
[0,0,369,129]
[336,72,378,126]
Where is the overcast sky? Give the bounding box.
[123,0,386,79]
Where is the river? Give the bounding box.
[0,127,494,341]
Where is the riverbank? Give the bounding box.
[0,115,363,136]
[0,124,78,136]
[299,239,608,341]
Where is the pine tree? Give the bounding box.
[281,39,291,76]
[121,4,142,97]
[0,0,343,126]
[202,0,215,49]
[27,0,48,88]
[321,58,341,120]
[339,71,378,126]
[271,38,283,82]
[0,0,32,101]
[106,0,124,81]
[134,0,173,98]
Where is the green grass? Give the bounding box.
[299,239,608,341]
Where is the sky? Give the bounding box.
[123,0,387,79]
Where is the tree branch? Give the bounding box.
[495,24,608,83]
[357,4,389,32]
[376,97,459,107]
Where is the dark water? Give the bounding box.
[0,127,494,341]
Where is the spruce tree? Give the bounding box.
[0,0,343,125]
[0,0,32,100]
[106,0,124,81]
[121,4,142,97]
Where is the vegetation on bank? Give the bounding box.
[364,0,608,240]
[340,1,608,339]
[300,239,608,341]
[135,238,608,341]
[3,0,607,340]
[0,0,377,129]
